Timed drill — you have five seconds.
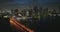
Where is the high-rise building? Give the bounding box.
[33,6,38,13]
[14,9,19,16]
[39,7,42,15]
[21,9,26,16]
[33,6,38,17]
[11,9,14,14]
[26,11,29,16]
[45,8,49,16]
[28,9,33,17]
[38,7,42,18]
[42,9,46,16]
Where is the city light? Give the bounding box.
[10,17,34,32]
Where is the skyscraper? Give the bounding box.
[45,8,48,16]
[33,6,38,17]
[14,9,19,16]
[28,9,33,17]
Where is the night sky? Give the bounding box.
[0,0,60,9]
[0,0,60,5]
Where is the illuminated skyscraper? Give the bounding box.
[28,9,33,17]
[45,8,49,16]
[14,9,19,16]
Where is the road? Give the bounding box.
[10,17,34,32]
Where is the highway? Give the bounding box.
[10,17,34,32]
